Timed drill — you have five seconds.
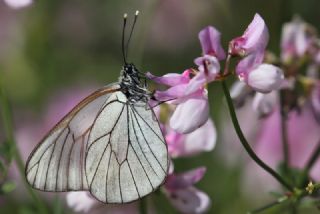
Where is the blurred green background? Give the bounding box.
[1,0,320,213]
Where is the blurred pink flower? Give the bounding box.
[229,13,269,56]
[66,192,139,214]
[163,167,211,214]
[281,17,315,62]
[166,119,216,158]
[252,103,320,180]
[4,0,33,9]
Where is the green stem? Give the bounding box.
[0,82,48,214]
[280,90,290,173]
[221,80,294,192]
[248,196,288,214]
[139,197,147,214]
[306,139,320,172]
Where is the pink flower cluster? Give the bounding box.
[148,13,284,135]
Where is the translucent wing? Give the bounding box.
[85,91,168,203]
[25,84,120,192]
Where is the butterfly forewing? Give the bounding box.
[25,84,120,192]
[85,91,168,203]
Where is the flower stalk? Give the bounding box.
[221,80,294,192]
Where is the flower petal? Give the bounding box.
[166,187,211,214]
[165,167,207,190]
[235,51,264,76]
[146,70,191,86]
[199,26,226,60]
[230,13,269,56]
[187,55,220,95]
[246,64,284,93]
[170,92,209,134]
[66,192,96,213]
[182,119,216,155]
[252,92,278,117]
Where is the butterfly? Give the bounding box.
[25,11,169,204]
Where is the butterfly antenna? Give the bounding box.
[125,10,139,60]
[122,13,128,64]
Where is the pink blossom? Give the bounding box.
[67,192,96,212]
[4,0,33,9]
[164,167,210,214]
[229,14,284,93]
[252,91,278,117]
[246,64,284,93]
[170,91,209,133]
[147,70,210,133]
[229,13,269,56]
[166,119,216,158]
[198,26,226,60]
[281,17,315,62]
[66,192,139,214]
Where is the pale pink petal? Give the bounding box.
[187,55,220,95]
[170,93,209,134]
[246,64,284,93]
[165,187,211,214]
[67,192,96,213]
[252,92,278,117]
[154,84,189,102]
[165,167,206,190]
[181,119,216,156]
[199,26,226,60]
[235,51,264,76]
[230,81,253,107]
[4,0,33,9]
[230,13,269,56]
[146,70,191,86]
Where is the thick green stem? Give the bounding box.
[221,80,294,192]
[0,83,48,214]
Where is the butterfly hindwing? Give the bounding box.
[25,84,120,192]
[85,91,168,203]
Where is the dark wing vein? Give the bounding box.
[130,106,167,173]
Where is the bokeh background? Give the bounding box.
[1,0,320,213]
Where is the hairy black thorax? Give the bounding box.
[119,63,151,103]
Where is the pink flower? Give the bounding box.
[169,92,209,133]
[198,26,226,60]
[166,119,216,158]
[164,167,211,214]
[147,70,210,133]
[67,192,96,212]
[229,13,269,56]
[281,17,315,62]
[66,192,139,214]
[4,0,33,9]
[254,104,320,180]
[229,14,284,93]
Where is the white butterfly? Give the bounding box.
[25,11,169,204]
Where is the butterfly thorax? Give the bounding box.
[119,63,151,103]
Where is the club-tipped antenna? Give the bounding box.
[125,10,139,60]
[122,13,128,64]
